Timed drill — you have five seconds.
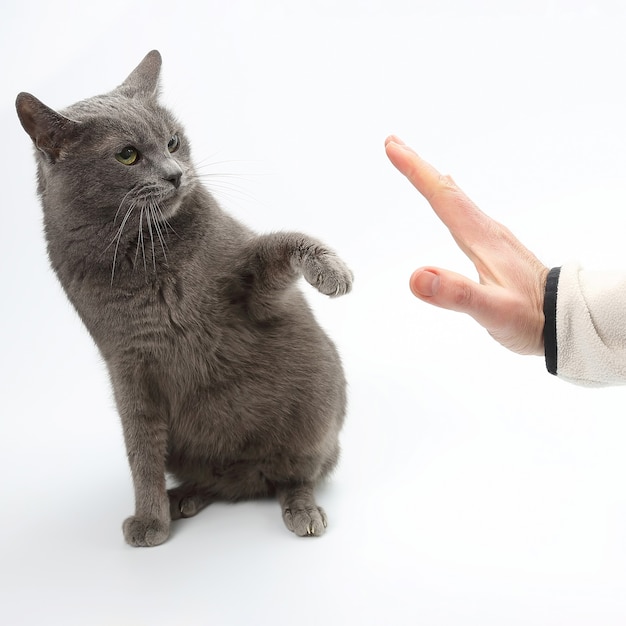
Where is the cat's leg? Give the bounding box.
[120,412,170,547]
[276,483,328,537]
[172,464,328,536]
[262,447,339,537]
[240,233,352,314]
[288,234,353,298]
[168,463,274,520]
[113,372,171,547]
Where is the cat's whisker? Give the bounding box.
[193,157,268,178]
[191,171,259,185]
[158,207,180,239]
[193,177,258,195]
[114,187,139,226]
[102,198,133,257]
[192,166,263,182]
[193,178,262,206]
[146,202,157,275]
[135,203,146,274]
[193,161,269,204]
[150,201,169,266]
[193,155,258,169]
[110,200,138,285]
[194,170,254,179]
[106,184,180,284]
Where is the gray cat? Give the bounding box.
[16,50,351,547]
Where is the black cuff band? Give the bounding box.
[543,266,561,375]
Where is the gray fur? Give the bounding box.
[16,51,351,547]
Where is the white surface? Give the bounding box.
[3,1,626,624]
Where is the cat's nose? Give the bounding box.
[165,171,182,188]
[163,162,183,188]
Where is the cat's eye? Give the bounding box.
[168,134,180,153]
[116,146,140,166]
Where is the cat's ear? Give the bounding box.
[16,92,81,162]
[118,50,162,99]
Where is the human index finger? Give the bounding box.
[384,137,492,251]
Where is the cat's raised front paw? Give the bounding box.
[123,515,170,547]
[283,505,328,537]
[302,248,353,298]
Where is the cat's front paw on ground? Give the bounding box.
[302,250,353,297]
[123,515,170,547]
[283,505,328,537]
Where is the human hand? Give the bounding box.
[385,136,549,356]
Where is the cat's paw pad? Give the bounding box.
[302,249,353,298]
[122,515,170,547]
[283,505,328,537]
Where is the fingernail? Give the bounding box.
[411,270,440,297]
[386,135,405,146]
[393,141,416,155]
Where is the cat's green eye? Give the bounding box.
[116,146,139,166]
[168,134,180,153]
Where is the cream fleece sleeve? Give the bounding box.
[544,262,626,386]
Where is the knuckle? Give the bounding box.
[428,173,459,204]
[438,173,457,190]
[451,281,473,309]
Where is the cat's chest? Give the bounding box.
[79,272,223,354]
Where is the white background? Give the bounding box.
[3,1,626,624]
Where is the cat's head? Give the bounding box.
[16,51,195,240]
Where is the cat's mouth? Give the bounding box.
[159,191,183,219]
[151,183,187,221]
[108,182,186,282]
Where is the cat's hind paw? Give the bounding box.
[168,483,213,520]
[122,515,170,547]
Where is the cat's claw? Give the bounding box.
[283,505,328,537]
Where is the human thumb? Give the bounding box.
[410,269,441,297]
[410,267,489,320]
